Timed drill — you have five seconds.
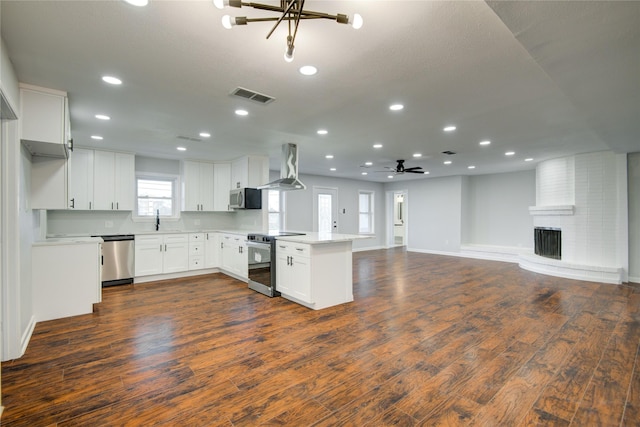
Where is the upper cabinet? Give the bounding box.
[182,160,214,212]
[213,163,232,211]
[20,84,72,158]
[231,155,269,189]
[93,150,135,211]
[68,148,94,209]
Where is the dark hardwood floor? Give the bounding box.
[2,248,639,426]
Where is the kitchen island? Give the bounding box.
[273,232,370,310]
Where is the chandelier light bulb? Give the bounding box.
[351,13,363,29]
[284,46,295,62]
[221,15,233,29]
[213,0,225,9]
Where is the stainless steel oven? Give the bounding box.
[247,232,305,297]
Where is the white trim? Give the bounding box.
[628,276,640,284]
[353,245,386,252]
[528,205,575,216]
[357,189,375,234]
[460,244,532,263]
[20,315,36,355]
[133,172,181,220]
[519,254,623,284]
[133,268,223,284]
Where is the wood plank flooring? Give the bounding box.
[2,248,639,426]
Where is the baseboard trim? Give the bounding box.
[134,268,222,284]
[519,254,623,284]
[353,245,385,252]
[20,315,37,357]
[625,275,639,284]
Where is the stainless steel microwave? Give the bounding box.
[229,188,262,209]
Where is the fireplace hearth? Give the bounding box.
[534,227,561,260]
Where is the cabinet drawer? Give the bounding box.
[189,255,204,270]
[277,242,310,257]
[135,234,163,245]
[164,234,187,244]
[189,233,204,243]
[190,243,204,255]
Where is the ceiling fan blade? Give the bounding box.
[406,170,426,174]
[404,166,423,171]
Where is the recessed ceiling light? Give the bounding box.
[123,0,148,6]
[299,65,318,76]
[365,161,373,166]
[388,175,394,179]
[102,76,122,85]
[443,126,456,132]
[361,172,368,175]
[177,147,187,151]
[468,165,476,169]
[317,129,328,135]
[373,144,383,149]
[505,151,515,156]
[325,155,334,159]
[95,114,110,120]
[479,140,491,146]
[389,104,404,111]
[235,109,249,116]
[330,168,336,171]
[91,135,103,140]
[199,132,211,138]
[444,160,452,165]
[525,158,534,162]
[413,153,422,158]
[423,171,430,175]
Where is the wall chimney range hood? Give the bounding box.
[258,143,306,191]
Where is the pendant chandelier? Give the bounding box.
[213,0,363,62]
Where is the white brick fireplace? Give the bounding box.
[519,151,628,284]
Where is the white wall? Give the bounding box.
[628,152,640,282]
[278,171,386,250]
[464,170,535,248]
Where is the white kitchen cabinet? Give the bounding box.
[31,156,68,210]
[189,233,205,270]
[213,163,232,211]
[67,148,94,209]
[20,84,71,158]
[276,242,311,303]
[220,233,248,279]
[135,234,189,277]
[204,232,220,268]
[93,150,135,211]
[230,155,269,189]
[32,240,101,322]
[182,161,214,211]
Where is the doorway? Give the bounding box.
[386,190,408,247]
[313,187,338,233]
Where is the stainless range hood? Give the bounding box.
[258,143,306,191]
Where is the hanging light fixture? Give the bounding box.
[213,0,363,62]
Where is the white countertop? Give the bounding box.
[274,232,372,244]
[34,236,103,246]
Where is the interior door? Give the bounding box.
[313,187,338,233]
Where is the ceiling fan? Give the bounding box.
[384,159,425,174]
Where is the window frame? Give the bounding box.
[358,190,375,235]
[132,172,181,222]
[267,190,286,232]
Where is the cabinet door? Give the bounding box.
[163,236,189,273]
[221,236,236,272]
[291,255,312,303]
[31,157,68,210]
[199,162,214,211]
[182,160,201,211]
[276,251,293,295]
[236,241,248,278]
[231,157,247,190]
[93,150,116,210]
[20,87,65,145]
[204,232,219,268]
[213,163,231,211]
[68,148,94,210]
[114,152,134,210]
[135,238,163,277]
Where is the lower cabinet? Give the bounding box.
[189,233,205,270]
[220,233,248,279]
[204,232,220,268]
[276,242,312,303]
[135,234,189,276]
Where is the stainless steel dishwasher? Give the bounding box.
[98,234,135,287]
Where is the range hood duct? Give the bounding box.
[258,143,306,191]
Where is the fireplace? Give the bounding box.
[534,227,561,260]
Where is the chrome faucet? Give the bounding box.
[155,209,160,231]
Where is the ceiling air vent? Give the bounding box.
[230,87,275,105]
[177,135,202,142]
[442,150,456,155]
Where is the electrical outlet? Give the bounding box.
[105,220,113,228]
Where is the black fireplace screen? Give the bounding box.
[534,227,561,260]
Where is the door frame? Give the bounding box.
[386,189,408,248]
[312,186,339,233]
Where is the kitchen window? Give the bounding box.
[358,191,374,234]
[268,190,285,231]
[135,174,180,219]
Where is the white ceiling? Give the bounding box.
[2,1,639,182]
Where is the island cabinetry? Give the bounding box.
[93,150,134,211]
[276,242,311,303]
[220,233,248,280]
[204,232,220,268]
[135,234,189,277]
[189,233,205,270]
[182,161,214,211]
[275,239,353,310]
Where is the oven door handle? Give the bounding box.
[245,241,271,250]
